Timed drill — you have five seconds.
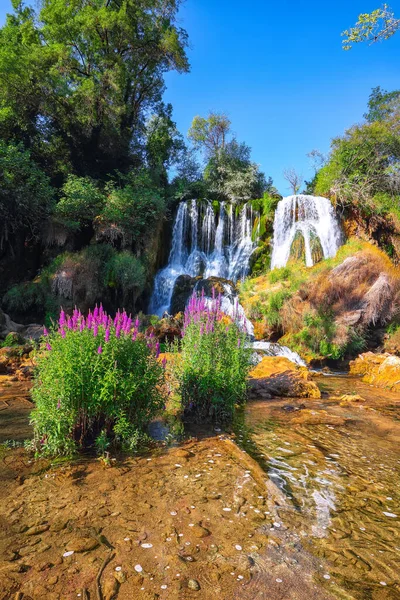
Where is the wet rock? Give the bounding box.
[66,537,99,552]
[248,357,321,399]
[103,576,119,600]
[25,524,50,536]
[340,394,365,405]
[187,578,201,591]
[50,519,69,532]
[114,570,126,584]
[191,524,210,538]
[350,352,400,392]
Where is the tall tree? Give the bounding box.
[188,112,231,158]
[0,0,189,179]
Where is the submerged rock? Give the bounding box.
[247,356,321,399]
[350,352,400,392]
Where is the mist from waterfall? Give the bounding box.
[149,200,259,316]
[270,195,342,269]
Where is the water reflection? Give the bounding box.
[232,375,400,598]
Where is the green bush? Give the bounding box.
[54,175,104,231]
[173,294,251,421]
[31,307,165,456]
[269,266,291,284]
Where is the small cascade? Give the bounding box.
[250,341,306,366]
[149,200,259,316]
[270,195,342,269]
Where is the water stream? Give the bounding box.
[149,200,259,316]
[271,195,342,269]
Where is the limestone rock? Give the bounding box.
[66,537,99,553]
[248,357,321,399]
[350,352,400,392]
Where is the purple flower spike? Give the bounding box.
[57,399,61,409]
[46,342,52,351]
[43,327,48,337]
[155,342,160,358]
[105,328,110,343]
[59,309,66,327]
[93,323,98,338]
[237,338,241,348]
[97,345,103,354]
[61,329,66,338]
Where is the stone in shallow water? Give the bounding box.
[66,537,99,553]
[191,524,210,538]
[187,578,201,591]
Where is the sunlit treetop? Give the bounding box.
[342,4,399,50]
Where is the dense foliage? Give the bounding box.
[32,306,165,456]
[309,87,400,259]
[3,245,146,322]
[0,142,54,252]
[174,292,251,421]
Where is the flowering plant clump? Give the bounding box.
[31,305,165,456]
[175,290,251,421]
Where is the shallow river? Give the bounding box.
[231,374,400,599]
[0,373,399,599]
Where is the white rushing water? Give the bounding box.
[250,341,306,366]
[270,195,342,269]
[149,200,259,316]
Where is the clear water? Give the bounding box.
[232,375,400,598]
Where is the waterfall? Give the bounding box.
[149,200,259,316]
[270,195,342,269]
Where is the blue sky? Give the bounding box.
[1,0,399,193]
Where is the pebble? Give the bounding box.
[323,574,330,580]
[134,565,143,573]
[141,543,153,548]
[222,508,231,512]
[188,579,201,591]
[383,512,397,518]
[63,551,74,557]
[276,578,282,583]
[235,545,242,551]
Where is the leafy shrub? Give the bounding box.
[269,266,291,284]
[173,292,251,421]
[1,332,25,348]
[95,171,165,248]
[54,175,104,231]
[31,306,165,456]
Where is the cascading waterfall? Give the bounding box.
[270,195,342,269]
[149,200,259,316]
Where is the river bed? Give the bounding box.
[0,374,399,599]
